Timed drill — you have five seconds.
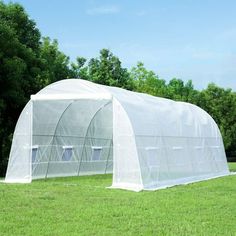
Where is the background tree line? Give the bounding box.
[0,1,235,176]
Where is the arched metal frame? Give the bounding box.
[76,100,112,175]
[44,99,76,179]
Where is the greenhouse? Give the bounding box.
[5,79,230,191]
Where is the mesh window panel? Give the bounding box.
[32,147,38,163]
[62,147,73,161]
[91,147,102,161]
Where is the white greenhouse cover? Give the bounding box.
[5,79,230,191]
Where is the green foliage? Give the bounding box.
[90,49,122,86]
[0,2,40,51]
[88,49,134,90]
[71,49,134,90]
[0,164,236,235]
[130,63,200,103]
[130,62,168,97]
[38,37,72,87]
[198,84,236,153]
[71,57,88,80]
[0,1,42,174]
[167,78,199,102]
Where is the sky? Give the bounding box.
[5,0,236,90]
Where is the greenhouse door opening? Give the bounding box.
[31,98,113,180]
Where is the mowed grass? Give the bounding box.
[0,163,236,236]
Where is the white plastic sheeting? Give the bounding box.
[5,79,229,191]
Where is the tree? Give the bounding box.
[87,49,134,90]
[0,2,43,175]
[130,62,167,97]
[198,84,236,154]
[38,37,72,87]
[166,78,199,103]
[71,56,89,80]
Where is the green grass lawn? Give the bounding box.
[0,163,236,236]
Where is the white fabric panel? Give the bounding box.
[5,79,230,191]
[31,93,111,100]
[32,99,73,179]
[37,79,108,95]
[111,98,143,191]
[5,101,32,183]
[78,101,113,176]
